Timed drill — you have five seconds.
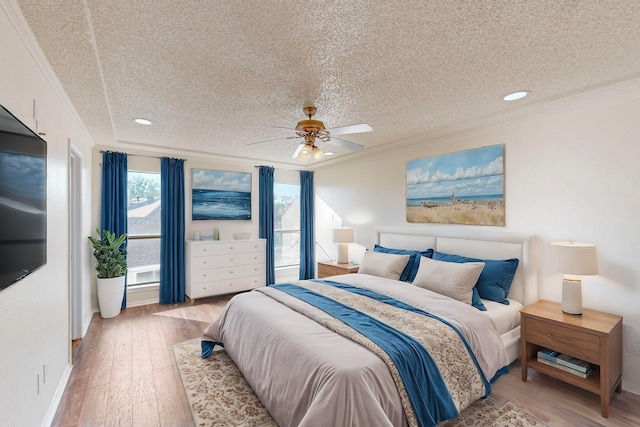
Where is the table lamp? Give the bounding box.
[333,228,354,264]
[550,241,598,315]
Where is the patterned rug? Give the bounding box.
[173,338,545,427]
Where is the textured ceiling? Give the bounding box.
[15,0,640,166]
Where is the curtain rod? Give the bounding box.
[99,150,186,161]
[254,165,311,172]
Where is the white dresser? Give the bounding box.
[185,239,266,301]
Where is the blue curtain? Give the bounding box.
[160,157,185,304]
[100,151,128,309]
[299,170,315,279]
[259,166,275,285]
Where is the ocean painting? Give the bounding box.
[406,145,505,226]
[192,169,251,220]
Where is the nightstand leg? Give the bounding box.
[601,393,609,418]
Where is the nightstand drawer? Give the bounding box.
[525,317,600,363]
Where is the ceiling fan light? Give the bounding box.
[312,147,324,160]
[298,148,312,162]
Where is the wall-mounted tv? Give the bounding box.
[0,104,47,292]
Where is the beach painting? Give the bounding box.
[192,169,252,220]
[406,145,505,226]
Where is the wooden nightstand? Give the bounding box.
[520,300,622,418]
[317,261,359,278]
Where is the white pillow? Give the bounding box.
[412,257,484,305]
[357,251,410,281]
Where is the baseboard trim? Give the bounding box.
[126,297,160,308]
[622,380,640,397]
[42,363,73,427]
[82,312,93,337]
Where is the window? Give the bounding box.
[274,183,300,268]
[127,171,161,286]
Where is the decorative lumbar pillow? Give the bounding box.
[357,251,411,281]
[413,256,485,305]
[373,244,434,282]
[433,251,519,305]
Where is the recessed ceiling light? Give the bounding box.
[502,90,530,101]
[133,118,153,125]
[325,151,335,156]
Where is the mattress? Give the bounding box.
[481,298,523,336]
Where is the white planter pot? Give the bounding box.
[97,276,125,318]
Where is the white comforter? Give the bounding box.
[201,274,509,427]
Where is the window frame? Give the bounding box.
[126,163,162,287]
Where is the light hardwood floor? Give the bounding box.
[52,295,640,427]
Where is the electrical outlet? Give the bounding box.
[631,339,640,354]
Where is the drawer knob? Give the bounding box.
[203,261,207,264]
[203,249,207,252]
[230,271,234,274]
[230,258,234,262]
[229,246,234,250]
[203,274,207,277]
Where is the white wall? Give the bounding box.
[315,79,640,394]
[0,2,95,426]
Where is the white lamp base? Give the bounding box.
[336,243,349,264]
[562,278,582,315]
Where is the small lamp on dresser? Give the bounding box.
[333,228,354,264]
[550,240,598,315]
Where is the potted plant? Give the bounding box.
[88,228,127,318]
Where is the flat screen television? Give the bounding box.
[0,104,47,292]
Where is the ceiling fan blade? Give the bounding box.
[291,143,305,159]
[326,123,373,136]
[326,136,365,152]
[246,135,300,146]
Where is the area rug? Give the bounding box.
[173,338,545,427]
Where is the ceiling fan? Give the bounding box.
[247,103,372,162]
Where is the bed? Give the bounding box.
[201,226,537,427]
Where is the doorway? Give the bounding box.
[69,145,83,340]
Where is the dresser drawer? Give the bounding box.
[188,275,265,298]
[191,252,265,269]
[191,241,264,257]
[525,317,600,363]
[190,264,265,284]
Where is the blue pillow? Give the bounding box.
[471,288,487,311]
[373,245,433,282]
[433,251,519,305]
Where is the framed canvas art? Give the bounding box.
[192,169,251,220]
[406,144,505,226]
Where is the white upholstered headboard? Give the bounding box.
[375,226,538,307]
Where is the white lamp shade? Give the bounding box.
[333,228,354,244]
[550,241,598,275]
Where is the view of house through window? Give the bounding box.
[274,183,300,268]
[127,171,161,286]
